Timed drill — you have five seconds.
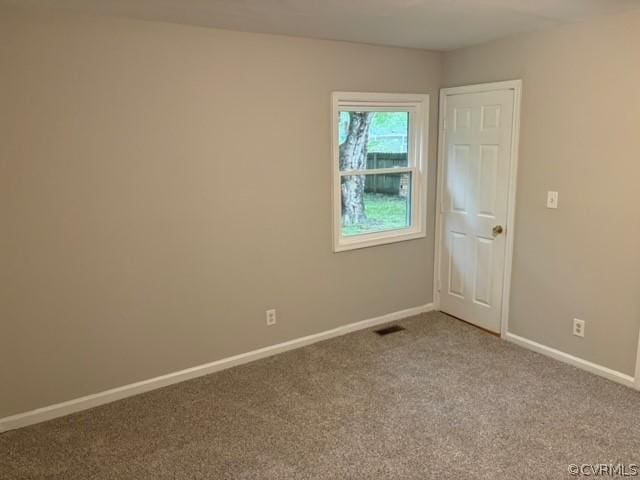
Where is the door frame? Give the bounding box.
[433,79,522,338]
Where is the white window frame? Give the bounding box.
[332,92,429,252]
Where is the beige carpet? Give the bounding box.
[2,311,639,479]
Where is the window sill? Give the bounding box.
[333,229,426,252]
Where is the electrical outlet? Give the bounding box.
[573,318,585,338]
[266,309,277,326]
[546,191,559,209]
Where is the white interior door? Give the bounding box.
[437,87,517,333]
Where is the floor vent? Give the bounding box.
[374,325,406,336]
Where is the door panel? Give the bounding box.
[439,89,515,333]
[473,236,493,307]
[478,145,498,217]
[448,231,466,298]
[447,144,470,213]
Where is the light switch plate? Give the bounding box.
[546,191,559,209]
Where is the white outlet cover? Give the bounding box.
[266,309,276,326]
[546,191,559,209]
[573,318,585,337]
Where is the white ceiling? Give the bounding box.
[5,0,640,50]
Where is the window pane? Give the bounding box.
[338,112,409,171]
[341,172,412,237]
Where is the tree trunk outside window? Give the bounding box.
[339,112,373,225]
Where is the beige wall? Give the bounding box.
[444,10,640,375]
[0,7,442,418]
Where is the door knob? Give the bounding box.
[492,225,504,236]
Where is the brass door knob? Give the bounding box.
[492,225,504,236]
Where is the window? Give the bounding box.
[332,92,429,252]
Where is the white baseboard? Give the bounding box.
[0,303,434,433]
[505,332,636,389]
[635,330,640,390]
